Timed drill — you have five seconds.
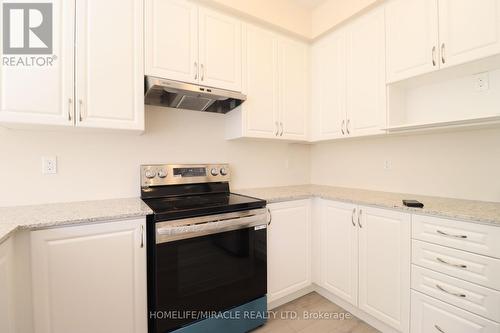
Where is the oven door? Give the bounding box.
[149,209,268,333]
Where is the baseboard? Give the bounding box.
[267,283,401,333]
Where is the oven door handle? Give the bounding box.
[156,209,267,243]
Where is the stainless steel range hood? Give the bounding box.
[144,76,246,114]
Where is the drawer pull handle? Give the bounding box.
[436,257,467,269]
[434,324,445,333]
[436,284,466,298]
[437,230,467,239]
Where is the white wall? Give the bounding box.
[311,127,500,202]
[0,106,310,207]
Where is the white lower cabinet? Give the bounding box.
[411,291,500,333]
[318,199,410,333]
[0,238,15,333]
[30,219,147,333]
[267,200,311,303]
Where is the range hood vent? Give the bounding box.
[144,76,246,114]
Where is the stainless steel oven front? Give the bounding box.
[147,209,268,333]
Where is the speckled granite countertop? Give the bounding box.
[1,185,499,244]
[235,185,500,226]
[0,198,152,243]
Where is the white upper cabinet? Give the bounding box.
[278,37,309,140]
[199,7,242,91]
[385,0,439,83]
[358,206,410,333]
[145,0,242,92]
[346,7,386,137]
[145,0,198,84]
[240,24,279,138]
[76,0,144,130]
[439,0,500,68]
[0,0,75,127]
[310,30,346,141]
[31,219,147,333]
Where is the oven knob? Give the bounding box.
[157,169,167,178]
[210,168,219,176]
[145,170,156,179]
[220,167,228,176]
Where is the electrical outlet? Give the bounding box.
[42,156,57,175]
[474,72,489,92]
[384,160,392,170]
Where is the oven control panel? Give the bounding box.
[141,164,230,187]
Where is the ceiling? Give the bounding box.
[288,0,328,9]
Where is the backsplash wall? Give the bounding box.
[311,127,500,202]
[0,106,311,207]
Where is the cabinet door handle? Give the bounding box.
[78,99,84,122]
[201,64,205,81]
[346,119,351,135]
[437,230,467,239]
[341,120,345,135]
[194,62,198,80]
[432,46,437,66]
[436,257,467,269]
[436,284,466,298]
[140,225,144,248]
[434,325,446,333]
[357,209,363,228]
[267,208,272,226]
[441,43,446,64]
[275,121,279,136]
[351,208,356,227]
[279,122,284,136]
[68,98,73,121]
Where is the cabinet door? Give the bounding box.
[278,37,309,141]
[0,0,74,127]
[144,0,199,84]
[199,7,242,91]
[439,0,500,68]
[385,0,439,83]
[31,219,147,333]
[0,239,14,333]
[242,24,279,138]
[75,0,144,130]
[346,7,386,137]
[267,200,311,303]
[311,30,347,141]
[358,206,410,333]
[320,200,358,306]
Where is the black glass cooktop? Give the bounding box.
[143,192,266,221]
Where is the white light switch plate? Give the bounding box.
[42,156,57,175]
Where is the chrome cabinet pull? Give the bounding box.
[434,324,445,333]
[140,225,144,248]
[357,209,363,228]
[341,120,345,135]
[346,119,351,135]
[351,208,356,227]
[432,46,437,66]
[201,64,205,81]
[78,99,84,122]
[194,62,198,80]
[267,208,272,226]
[68,98,73,121]
[279,122,284,136]
[436,284,466,298]
[436,257,467,269]
[437,230,467,239]
[441,43,446,64]
[275,121,279,136]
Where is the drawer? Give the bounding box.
[411,291,500,333]
[412,240,500,290]
[412,265,500,322]
[412,214,500,258]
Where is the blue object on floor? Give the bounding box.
[170,296,267,333]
